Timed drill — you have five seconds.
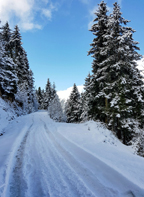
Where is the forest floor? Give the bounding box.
[0,111,144,197]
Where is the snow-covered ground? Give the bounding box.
[0,110,144,197]
[0,98,17,135]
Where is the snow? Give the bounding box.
[0,98,16,134]
[57,85,84,101]
[137,56,144,77]
[0,110,144,196]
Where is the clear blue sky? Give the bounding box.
[1,0,144,91]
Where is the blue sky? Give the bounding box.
[0,0,144,91]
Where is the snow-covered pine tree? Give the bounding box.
[44,78,52,109]
[1,56,18,101]
[48,94,64,122]
[10,25,37,112]
[87,1,109,122]
[103,2,144,144]
[65,83,80,123]
[40,89,45,109]
[27,69,38,112]
[81,73,92,121]
[11,25,22,61]
[0,23,18,101]
[51,82,56,100]
[1,22,12,58]
[88,1,144,144]
[11,25,29,83]
[36,87,43,109]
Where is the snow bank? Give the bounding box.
[0,98,16,134]
[56,120,144,190]
[0,98,23,134]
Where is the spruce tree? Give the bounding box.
[44,78,52,109]
[48,94,63,122]
[41,89,45,109]
[11,25,29,84]
[1,22,12,58]
[87,1,109,122]
[11,25,22,61]
[88,1,144,144]
[51,82,56,100]
[81,73,92,121]
[65,83,80,123]
[103,2,144,144]
[36,87,43,109]
[0,23,18,101]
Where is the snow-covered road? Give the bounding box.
[0,111,144,197]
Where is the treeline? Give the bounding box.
[36,79,66,122]
[64,1,144,153]
[0,22,38,114]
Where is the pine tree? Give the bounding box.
[48,94,64,122]
[104,2,144,144]
[27,69,36,112]
[10,25,35,112]
[51,82,56,100]
[65,83,80,123]
[81,73,92,121]
[87,1,109,122]
[1,22,12,58]
[88,1,144,144]
[11,25,22,61]
[0,23,18,101]
[11,25,29,83]
[41,89,45,109]
[44,78,52,109]
[36,87,43,109]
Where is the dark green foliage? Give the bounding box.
[36,87,43,109]
[86,1,144,144]
[87,1,109,122]
[0,22,38,112]
[1,22,12,58]
[44,78,52,109]
[0,22,18,101]
[66,83,80,123]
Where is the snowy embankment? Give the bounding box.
[0,111,144,197]
[0,98,17,135]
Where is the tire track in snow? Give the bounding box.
[42,120,105,197]
[41,125,94,196]
[4,120,34,197]
[42,120,144,197]
[24,124,60,197]
[33,128,70,197]
[22,116,49,197]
